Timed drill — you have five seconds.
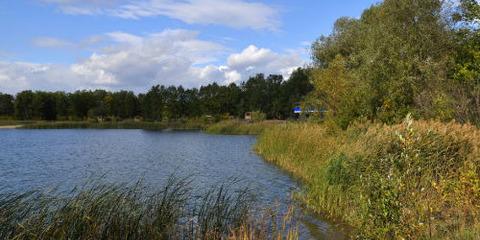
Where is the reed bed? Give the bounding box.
[205,120,284,135]
[256,116,480,239]
[0,177,298,240]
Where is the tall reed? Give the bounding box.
[256,116,480,239]
[0,177,298,240]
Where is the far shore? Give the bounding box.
[0,125,22,129]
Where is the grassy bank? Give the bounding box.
[255,116,480,239]
[205,120,284,135]
[17,120,208,131]
[0,178,298,240]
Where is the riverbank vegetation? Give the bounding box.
[254,0,480,238]
[205,120,283,135]
[0,178,298,240]
[256,116,480,239]
[305,0,480,129]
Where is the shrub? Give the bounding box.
[256,116,480,239]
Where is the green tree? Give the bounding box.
[309,0,456,126]
[32,92,57,121]
[70,90,96,120]
[15,91,35,120]
[281,68,314,118]
[450,0,480,124]
[142,85,164,121]
[0,93,14,117]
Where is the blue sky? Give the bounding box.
[0,0,379,93]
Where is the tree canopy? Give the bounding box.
[307,0,480,128]
[0,68,312,121]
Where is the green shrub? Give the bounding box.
[256,116,480,239]
[250,111,267,122]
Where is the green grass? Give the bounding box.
[255,116,480,239]
[0,177,298,240]
[205,120,284,135]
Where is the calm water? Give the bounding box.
[0,129,345,239]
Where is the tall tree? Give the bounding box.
[309,0,456,126]
[0,93,14,117]
[15,91,35,120]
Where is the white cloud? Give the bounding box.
[40,0,280,30]
[106,32,143,45]
[32,37,74,48]
[0,62,86,94]
[227,45,305,79]
[1,29,304,94]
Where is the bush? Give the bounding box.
[256,116,480,239]
[250,111,267,122]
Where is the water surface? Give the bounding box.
[0,129,345,239]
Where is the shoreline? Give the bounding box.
[0,125,22,129]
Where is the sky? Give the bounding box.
[0,0,380,94]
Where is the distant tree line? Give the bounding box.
[0,68,312,121]
[306,0,480,128]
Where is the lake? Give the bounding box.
[0,129,345,239]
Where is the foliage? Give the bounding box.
[0,68,312,122]
[306,0,480,127]
[0,93,14,117]
[256,118,480,239]
[250,111,267,122]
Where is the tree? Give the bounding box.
[15,91,35,120]
[0,93,14,117]
[142,86,164,121]
[111,91,138,119]
[281,68,314,118]
[309,0,456,126]
[450,0,480,124]
[70,91,96,119]
[32,92,57,121]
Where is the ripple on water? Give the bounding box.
[0,129,346,239]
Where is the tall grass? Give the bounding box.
[0,177,298,240]
[205,120,284,135]
[256,116,480,239]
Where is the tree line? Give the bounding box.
[306,0,480,128]
[0,68,312,121]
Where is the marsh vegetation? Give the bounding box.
[0,177,299,240]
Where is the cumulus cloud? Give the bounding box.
[1,29,304,94]
[40,0,280,30]
[227,45,304,79]
[0,62,86,94]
